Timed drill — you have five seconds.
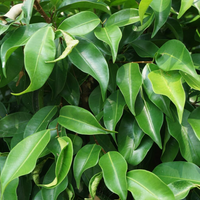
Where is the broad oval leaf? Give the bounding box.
[12,26,56,95]
[73,144,101,189]
[127,170,175,200]
[155,40,197,78]
[68,38,109,101]
[58,11,100,36]
[94,25,122,63]
[0,130,51,195]
[99,151,128,200]
[58,105,112,135]
[178,0,193,19]
[116,63,142,116]
[150,0,171,37]
[148,69,185,123]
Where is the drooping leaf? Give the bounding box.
[99,151,128,200]
[0,130,51,196]
[127,170,175,200]
[24,106,58,138]
[58,11,100,36]
[116,63,142,116]
[68,38,109,101]
[94,25,122,63]
[12,26,56,95]
[58,105,113,135]
[150,0,171,37]
[148,69,185,123]
[73,144,101,189]
[178,0,193,19]
[139,0,153,24]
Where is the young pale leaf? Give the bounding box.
[139,0,153,24]
[46,30,79,63]
[148,70,185,123]
[58,11,100,36]
[153,161,200,185]
[135,92,163,149]
[12,26,56,96]
[94,25,122,63]
[106,8,146,27]
[127,170,175,200]
[1,23,47,77]
[89,172,103,199]
[58,105,112,135]
[99,151,128,200]
[68,38,109,101]
[155,40,197,78]
[166,109,200,166]
[39,136,73,188]
[150,0,171,37]
[103,90,126,131]
[24,106,58,138]
[178,0,193,19]
[0,130,51,195]
[73,144,101,189]
[116,63,142,116]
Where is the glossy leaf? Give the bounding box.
[68,133,83,155]
[99,151,127,200]
[135,92,163,149]
[22,0,34,24]
[12,26,56,95]
[58,11,100,36]
[94,25,122,63]
[178,0,193,19]
[58,105,112,135]
[139,0,153,23]
[73,144,101,189]
[0,112,32,137]
[127,170,175,200]
[106,8,146,27]
[68,38,109,101]
[155,40,197,78]
[150,0,171,37]
[24,106,58,138]
[166,109,200,166]
[0,130,51,195]
[1,23,47,76]
[108,63,118,93]
[116,63,142,116]
[103,90,125,131]
[148,69,185,123]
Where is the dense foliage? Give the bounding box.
[1,0,200,199]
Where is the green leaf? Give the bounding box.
[58,11,100,36]
[46,30,79,63]
[188,107,200,140]
[153,161,200,185]
[166,109,200,166]
[150,0,171,37]
[0,112,32,137]
[99,151,127,200]
[12,26,56,95]
[68,133,83,155]
[155,40,197,78]
[58,105,113,135]
[127,170,175,200]
[135,91,163,149]
[148,69,185,123]
[0,102,7,119]
[22,0,34,24]
[94,25,122,63]
[0,130,51,196]
[1,23,47,77]
[116,63,142,116]
[139,0,153,23]
[24,106,58,138]
[73,144,101,189]
[103,90,125,131]
[39,136,73,188]
[106,8,147,27]
[178,0,193,19]
[68,38,109,101]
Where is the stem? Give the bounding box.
[93,135,106,154]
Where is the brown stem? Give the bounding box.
[93,135,106,154]
[34,0,51,23]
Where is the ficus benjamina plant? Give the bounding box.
[1,0,200,199]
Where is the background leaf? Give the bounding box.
[178,0,194,19]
